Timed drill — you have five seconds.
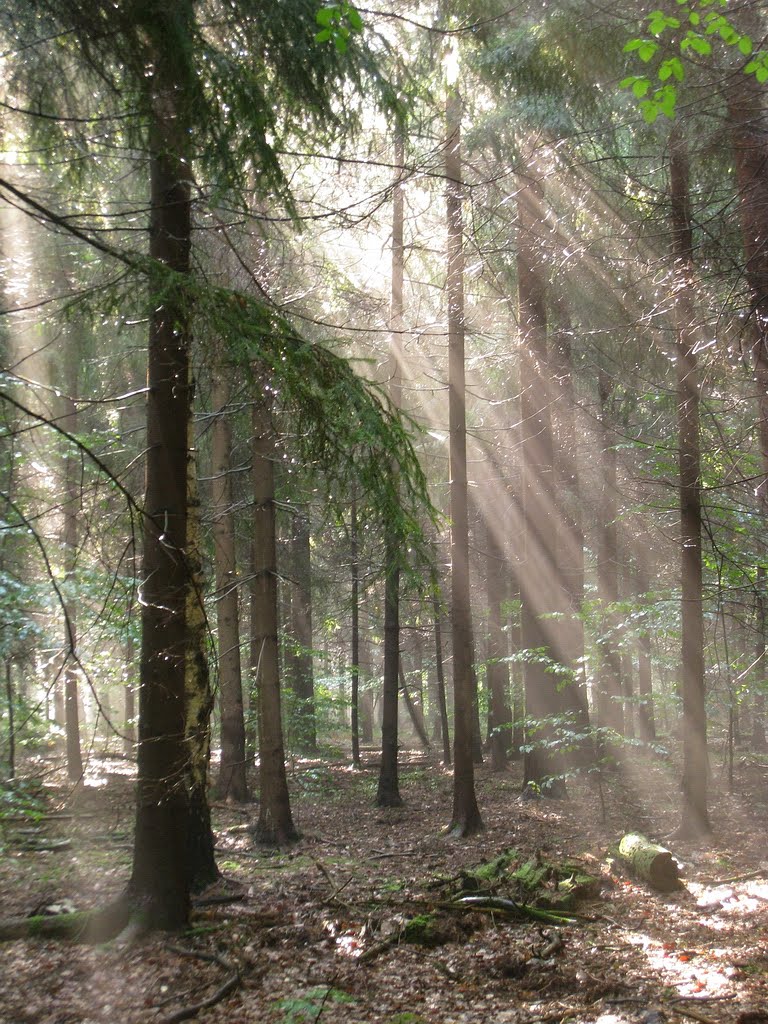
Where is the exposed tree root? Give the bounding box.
[160,946,241,1024]
[0,898,129,943]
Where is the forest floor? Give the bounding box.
[0,744,767,1024]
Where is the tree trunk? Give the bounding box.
[446,83,483,836]
[377,535,403,806]
[597,368,624,742]
[376,127,407,807]
[485,513,509,771]
[61,381,83,782]
[211,373,248,802]
[635,564,656,744]
[289,510,316,752]
[670,126,710,838]
[398,660,430,750]
[753,565,767,752]
[431,576,452,765]
[350,499,361,767]
[251,400,298,844]
[184,414,219,891]
[129,54,194,928]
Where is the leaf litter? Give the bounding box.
[0,750,767,1023]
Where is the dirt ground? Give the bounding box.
[1,747,767,1024]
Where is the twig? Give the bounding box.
[366,849,420,859]
[698,869,765,885]
[667,1007,720,1024]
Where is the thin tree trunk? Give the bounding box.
[211,374,248,802]
[350,499,361,767]
[670,126,710,838]
[431,578,452,765]
[485,513,509,771]
[597,368,624,742]
[376,127,407,807]
[61,383,83,782]
[446,82,482,835]
[636,564,656,744]
[251,400,298,844]
[377,534,403,805]
[753,565,767,752]
[185,425,218,889]
[289,510,316,752]
[398,660,430,749]
[5,660,14,779]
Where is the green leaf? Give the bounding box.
[347,7,364,31]
[633,78,651,97]
[639,41,659,62]
[688,11,700,25]
[641,100,659,123]
[314,28,332,42]
[623,38,644,52]
[738,35,753,56]
[686,35,712,55]
[334,34,348,53]
[315,6,337,27]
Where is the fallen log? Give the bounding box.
[617,833,681,892]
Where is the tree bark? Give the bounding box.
[211,373,248,802]
[376,127,407,807]
[485,512,509,771]
[446,83,483,835]
[597,368,625,742]
[288,509,316,752]
[350,499,361,767]
[60,380,83,783]
[129,39,194,927]
[251,400,298,844]
[670,126,710,838]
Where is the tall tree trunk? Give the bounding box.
[670,127,710,838]
[398,660,430,749]
[350,499,361,767]
[597,368,624,742]
[211,374,248,802]
[635,564,657,744]
[517,161,567,796]
[376,128,407,807]
[289,510,316,752]
[251,400,298,844]
[431,575,452,765]
[185,420,218,889]
[61,380,83,782]
[754,565,767,752]
[129,40,194,928]
[485,511,509,771]
[446,83,483,835]
[377,532,403,805]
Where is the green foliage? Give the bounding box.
[272,986,355,1024]
[621,0,768,121]
[315,2,364,54]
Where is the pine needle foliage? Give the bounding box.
[2,0,396,202]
